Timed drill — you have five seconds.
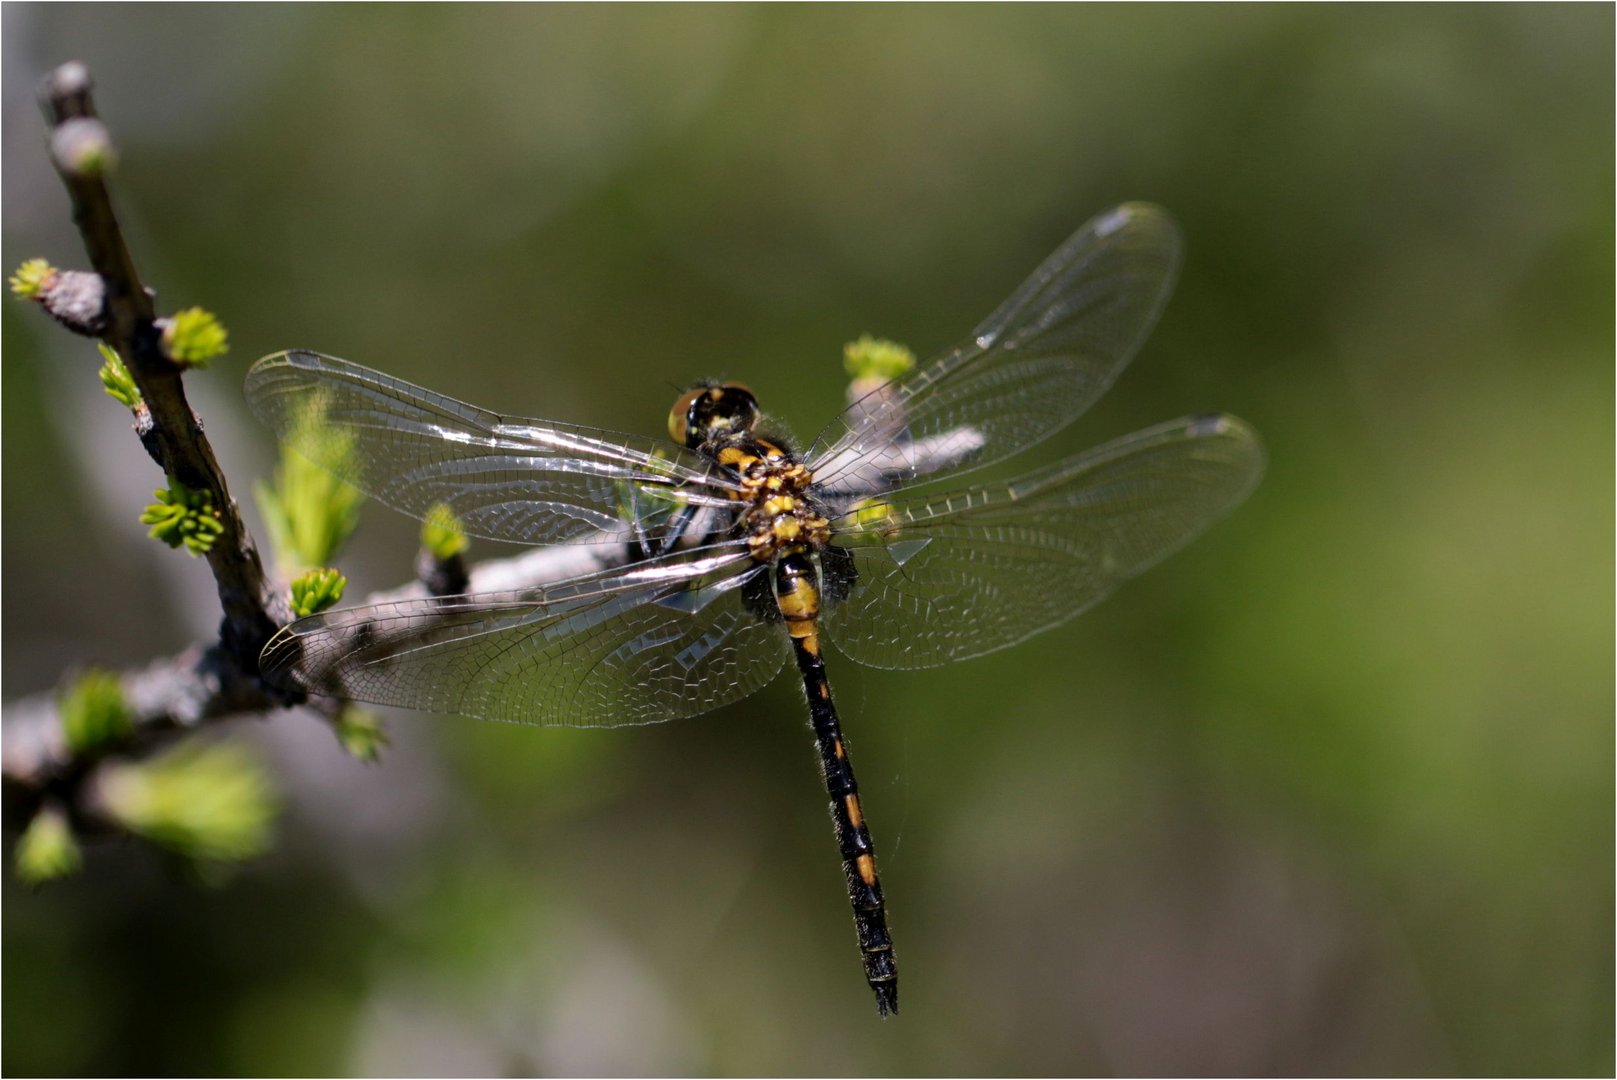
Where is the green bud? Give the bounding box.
[160,307,228,368]
[421,503,468,561]
[9,258,57,300]
[15,806,82,886]
[97,741,277,866]
[140,479,224,556]
[843,335,915,382]
[97,343,142,408]
[333,706,388,763]
[289,567,346,618]
[59,669,133,755]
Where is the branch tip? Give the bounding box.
[39,61,94,124]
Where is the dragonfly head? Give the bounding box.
[669,382,760,448]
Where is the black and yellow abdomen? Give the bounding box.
[773,552,898,1016]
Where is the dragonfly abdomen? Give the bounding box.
[774,553,899,1017]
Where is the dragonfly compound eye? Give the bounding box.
[670,383,760,447]
[668,387,705,446]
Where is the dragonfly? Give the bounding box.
[244,202,1264,1018]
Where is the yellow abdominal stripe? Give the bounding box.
[776,574,819,618]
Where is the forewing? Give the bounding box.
[808,203,1182,495]
[260,544,788,727]
[823,414,1264,669]
[245,350,740,546]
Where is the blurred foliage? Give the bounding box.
[332,705,389,764]
[420,502,468,562]
[58,668,132,756]
[96,741,277,873]
[15,805,82,887]
[1,5,1611,1076]
[254,408,364,574]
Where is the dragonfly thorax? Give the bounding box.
[713,436,832,563]
[667,381,833,563]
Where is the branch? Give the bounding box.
[37,62,284,665]
[1,542,632,794]
[3,645,267,790]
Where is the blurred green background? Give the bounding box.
[3,5,1611,1075]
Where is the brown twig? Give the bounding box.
[37,62,284,666]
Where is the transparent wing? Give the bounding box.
[260,543,791,727]
[245,350,741,546]
[822,414,1264,670]
[807,203,1182,495]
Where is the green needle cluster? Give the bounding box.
[161,307,229,367]
[8,258,56,299]
[140,480,224,556]
[289,567,347,617]
[843,334,916,382]
[96,343,141,408]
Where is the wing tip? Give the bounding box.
[1101,201,1180,240]
[1188,411,1240,438]
[1189,411,1267,498]
[243,348,341,400]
